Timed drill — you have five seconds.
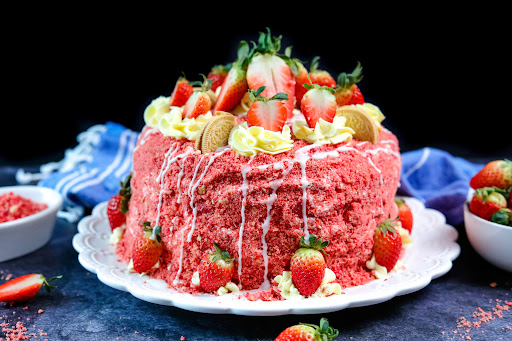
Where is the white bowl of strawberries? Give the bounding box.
[464,159,512,272]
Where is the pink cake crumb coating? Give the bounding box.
[116,126,401,300]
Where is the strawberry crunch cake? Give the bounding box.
[110,29,410,301]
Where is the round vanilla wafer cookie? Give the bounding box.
[336,106,379,144]
[199,114,236,154]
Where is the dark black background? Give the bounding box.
[2,8,511,165]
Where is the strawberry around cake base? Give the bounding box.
[116,126,401,300]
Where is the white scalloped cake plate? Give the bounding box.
[72,197,460,316]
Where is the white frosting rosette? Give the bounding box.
[228,122,294,157]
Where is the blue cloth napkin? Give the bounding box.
[398,147,483,225]
[19,123,483,225]
[16,122,139,222]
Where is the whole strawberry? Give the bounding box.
[373,218,402,272]
[395,198,413,233]
[301,83,337,128]
[470,159,512,190]
[107,173,132,231]
[207,64,231,92]
[132,222,163,274]
[334,62,365,107]
[198,243,234,292]
[247,86,289,132]
[290,235,329,297]
[169,76,194,107]
[309,56,336,88]
[289,58,311,108]
[0,274,61,304]
[491,208,512,226]
[275,317,339,341]
[469,187,508,221]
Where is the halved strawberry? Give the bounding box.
[132,222,163,274]
[334,62,365,106]
[213,41,250,113]
[0,274,61,304]
[373,218,402,272]
[183,76,212,119]
[246,28,295,118]
[300,83,337,128]
[207,64,231,92]
[247,86,288,132]
[309,56,336,88]
[169,77,194,107]
[198,242,234,293]
[290,235,328,297]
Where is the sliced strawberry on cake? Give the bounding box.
[334,62,365,106]
[246,28,295,118]
[309,56,336,88]
[289,58,311,108]
[290,235,329,297]
[300,83,337,128]
[183,76,213,119]
[247,86,289,132]
[169,76,194,107]
[213,41,250,113]
[207,64,231,92]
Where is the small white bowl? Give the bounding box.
[464,199,512,272]
[0,186,63,262]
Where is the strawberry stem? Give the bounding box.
[42,275,62,293]
[210,243,233,263]
[299,235,329,254]
[249,86,289,103]
[300,318,339,340]
[119,173,132,214]
[336,61,363,90]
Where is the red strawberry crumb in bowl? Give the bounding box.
[464,188,512,272]
[0,186,62,262]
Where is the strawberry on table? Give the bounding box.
[107,173,132,231]
[275,317,339,341]
[198,242,234,293]
[290,235,329,297]
[183,75,213,119]
[373,218,402,272]
[470,159,512,190]
[0,274,62,304]
[309,56,336,88]
[300,83,337,128]
[132,222,163,274]
[213,41,250,113]
[169,76,194,107]
[334,61,365,107]
[247,86,289,132]
[246,28,296,118]
[207,64,231,92]
[469,187,508,221]
[395,198,413,233]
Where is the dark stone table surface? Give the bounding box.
[1,165,511,341]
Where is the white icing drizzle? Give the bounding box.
[237,164,252,284]
[187,148,229,242]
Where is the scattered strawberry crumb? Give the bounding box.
[37,310,43,314]
[490,282,497,288]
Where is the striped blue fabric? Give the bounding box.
[39,122,139,213]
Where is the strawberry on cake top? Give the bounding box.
[109,29,410,301]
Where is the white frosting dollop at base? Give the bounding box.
[274,268,342,300]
